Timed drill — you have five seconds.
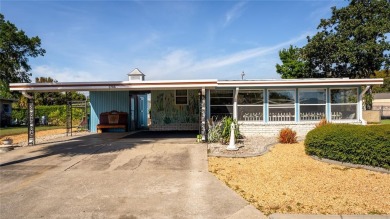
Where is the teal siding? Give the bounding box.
[90,91,130,133]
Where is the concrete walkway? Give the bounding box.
[0,133,266,219]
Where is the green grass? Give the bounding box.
[381,119,390,124]
[0,126,65,138]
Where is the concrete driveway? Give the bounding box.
[0,132,265,219]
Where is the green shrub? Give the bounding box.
[208,116,240,144]
[12,105,85,126]
[305,124,390,169]
[278,128,297,144]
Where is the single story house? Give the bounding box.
[10,69,383,139]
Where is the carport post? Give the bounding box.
[22,91,35,146]
[201,88,206,142]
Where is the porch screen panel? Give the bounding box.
[210,90,233,119]
[299,89,326,121]
[268,89,295,122]
[237,90,264,121]
[330,88,358,120]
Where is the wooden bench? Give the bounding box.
[97,111,128,133]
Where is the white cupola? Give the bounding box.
[128,68,145,81]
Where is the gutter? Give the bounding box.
[359,86,370,125]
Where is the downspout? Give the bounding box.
[359,86,370,125]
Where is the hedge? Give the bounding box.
[305,124,390,169]
[12,105,86,126]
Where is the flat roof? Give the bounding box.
[9,78,383,92]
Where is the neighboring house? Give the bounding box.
[0,98,16,127]
[373,93,390,118]
[9,69,383,137]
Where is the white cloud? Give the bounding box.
[224,1,247,27]
[32,65,105,82]
[32,32,310,82]
[135,32,310,80]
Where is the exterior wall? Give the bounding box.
[150,90,199,131]
[90,91,130,133]
[239,122,316,137]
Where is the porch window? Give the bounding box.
[175,90,188,105]
[237,90,264,121]
[330,88,358,120]
[268,89,295,122]
[210,90,233,119]
[299,88,326,121]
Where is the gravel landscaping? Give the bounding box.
[208,141,390,216]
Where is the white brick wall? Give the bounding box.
[239,122,317,137]
[149,123,199,131]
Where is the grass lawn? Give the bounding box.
[381,119,390,124]
[0,126,65,138]
[209,142,390,215]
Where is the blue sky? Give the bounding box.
[1,0,348,82]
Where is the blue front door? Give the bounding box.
[137,94,148,129]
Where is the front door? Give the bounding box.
[137,94,148,129]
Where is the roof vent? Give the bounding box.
[128,68,145,81]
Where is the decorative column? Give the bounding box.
[233,87,239,120]
[201,88,206,142]
[27,97,35,146]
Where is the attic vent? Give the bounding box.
[128,68,145,81]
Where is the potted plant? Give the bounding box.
[2,137,13,145]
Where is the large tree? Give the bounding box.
[0,13,45,95]
[303,0,390,78]
[276,45,309,79]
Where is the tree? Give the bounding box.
[372,70,390,93]
[0,13,45,96]
[303,0,390,78]
[33,77,87,105]
[276,45,309,79]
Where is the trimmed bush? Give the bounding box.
[305,124,390,169]
[278,128,297,144]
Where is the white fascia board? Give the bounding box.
[9,80,218,92]
[217,78,383,87]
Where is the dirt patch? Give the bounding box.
[208,141,390,215]
[1,129,79,146]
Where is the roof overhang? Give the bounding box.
[10,80,219,92]
[217,78,383,88]
[9,78,383,92]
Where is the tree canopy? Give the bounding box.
[0,13,45,94]
[277,0,390,79]
[276,45,309,79]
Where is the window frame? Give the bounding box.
[298,88,327,122]
[210,89,234,119]
[237,89,264,122]
[268,89,296,123]
[175,90,188,105]
[329,87,358,121]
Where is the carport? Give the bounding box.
[10,69,217,145]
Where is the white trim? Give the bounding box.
[10,78,383,92]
